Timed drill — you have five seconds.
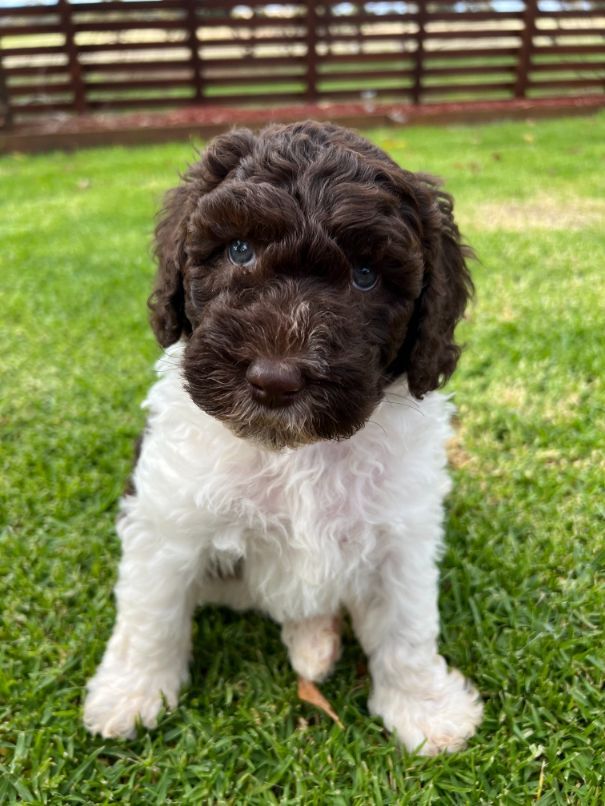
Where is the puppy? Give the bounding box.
[84,120,483,754]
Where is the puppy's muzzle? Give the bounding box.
[246,358,304,409]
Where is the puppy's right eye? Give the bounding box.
[228,240,255,266]
[352,265,378,291]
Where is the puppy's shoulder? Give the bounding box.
[138,341,240,469]
[364,381,455,457]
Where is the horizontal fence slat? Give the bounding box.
[317,13,415,26]
[425,11,526,23]
[2,44,69,57]
[0,7,60,19]
[196,0,306,8]
[85,78,194,91]
[202,55,307,69]
[423,29,524,40]
[318,52,416,65]
[80,60,192,73]
[538,9,605,19]
[76,41,189,54]
[315,87,412,100]
[10,101,77,114]
[198,91,307,105]
[199,35,308,47]
[422,81,516,94]
[533,44,605,56]
[72,0,184,12]
[8,82,73,97]
[317,68,415,82]
[86,96,195,110]
[316,34,526,46]
[0,23,63,36]
[529,77,605,90]
[85,92,305,109]
[200,71,305,85]
[534,26,605,37]
[531,60,605,72]
[195,15,306,28]
[5,65,69,77]
[72,20,187,33]
[424,64,516,77]
[424,47,521,59]
[316,31,416,42]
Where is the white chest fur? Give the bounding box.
[88,344,482,754]
[125,342,453,621]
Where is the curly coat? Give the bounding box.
[83,121,483,754]
[149,121,472,447]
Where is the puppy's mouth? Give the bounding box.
[227,395,321,451]
[187,357,374,451]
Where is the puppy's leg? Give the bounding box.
[349,538,482,755]
[282,615,342,682]
[84,512,200,739]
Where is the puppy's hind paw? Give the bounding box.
[282,615,342,683]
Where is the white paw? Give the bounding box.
[282,616,342,682]
[83,665,184,739]
[370,667,483,755]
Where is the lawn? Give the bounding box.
[1,112,604,803]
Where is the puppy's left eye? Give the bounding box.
[228,240,255,266]
[352,266,378,291]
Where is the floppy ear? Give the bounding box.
[396,177,474,399]
[149,181,193,347]
[148,128,257,347]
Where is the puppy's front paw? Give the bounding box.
[370,667,483,755]
[83,666,183,739]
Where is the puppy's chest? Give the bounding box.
[196,442,385,618]
[182,440,383,588]
[199,439,384,551]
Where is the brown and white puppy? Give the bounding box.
[84,121,482,754]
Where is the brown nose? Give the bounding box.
[246,358,304,408]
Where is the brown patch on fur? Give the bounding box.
[123,431,145,496]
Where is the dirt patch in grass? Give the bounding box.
[466,195,605,231]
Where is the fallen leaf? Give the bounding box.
[297,677,344,728]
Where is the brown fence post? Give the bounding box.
[306,0,318,102]
[412,0,427,105]
[515,0,538,98]
[0,51,12,129]
[57,0,86,114]
[185,0,202,103]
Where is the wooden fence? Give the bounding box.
[0,0,604,127]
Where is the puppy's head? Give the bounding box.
[150,121,472,449]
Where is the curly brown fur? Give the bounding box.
[149,120,473,448]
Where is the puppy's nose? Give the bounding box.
[246,358,304,408]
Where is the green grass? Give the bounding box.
[1,112,604,803]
